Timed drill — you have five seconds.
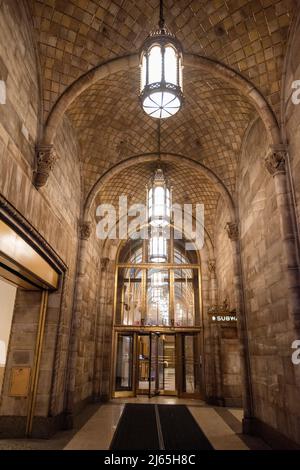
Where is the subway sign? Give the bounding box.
[211,315,237,323]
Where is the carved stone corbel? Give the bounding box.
[226,222,239,241]
[79,221,92,240]
[101,257,110,272]
[34,144,57,188]
[208,259,216,274]
[264,145,287,176]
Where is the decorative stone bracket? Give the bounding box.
[79,221,92,240]
[264,145,288,176]
[100,257,110,272]
[225,222,239,241]
[34,144,58,188]
[208,259,216,274]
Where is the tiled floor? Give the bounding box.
[64,397,270,451]
[0,397,270,450]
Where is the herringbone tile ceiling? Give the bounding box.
[30,0,296,237]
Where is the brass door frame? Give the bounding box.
[136,333,150,395]
[136,332,177,397]
[26,290,49,436]
[111,331,137,398]
[112,329,204,399]
[177,332,203,399]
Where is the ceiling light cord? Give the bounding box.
[159,0,165,29]
[157,119,162,163]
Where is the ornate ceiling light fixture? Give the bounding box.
[139,0,184,119]
[147,121,171,229]
[147,122,171,263]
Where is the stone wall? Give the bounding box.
[0,0,83,432]
[214,199,235,309]
[284,10,300,238]
[220,328,242,407]
[73,229,101,407]
[211,200,242,406]
[0,0,39,168]
[238,118,300,445]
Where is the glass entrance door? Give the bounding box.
[158,334,176,395]
[113,331,201,398]
[137,334,150,394]
[139,333,176,397]
[113,333,135,397]
[179,333,202,397]
[149,333,158,396]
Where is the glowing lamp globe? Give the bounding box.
[140,26,184,119]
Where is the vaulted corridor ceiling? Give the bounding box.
[1,0,300,450]
[29,0,296,238]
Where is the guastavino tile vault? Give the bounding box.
[0,0,300,451]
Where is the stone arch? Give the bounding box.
[83,152,236,224]
[42,54,280,147]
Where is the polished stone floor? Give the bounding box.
[0,397,270,450]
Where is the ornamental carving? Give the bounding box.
[34,145,57,188]
[208,259,216,274]
[207,298,236,316]
[101,257,110,272]
[225,222,239,241]
[265,146,287,176]
[79,222,92,240]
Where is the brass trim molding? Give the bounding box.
[117,263,200,269]
[0,220,59,289]
[0,195,67,274]
[26,291,49,437]
[113,326,202,333]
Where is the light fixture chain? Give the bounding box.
[159,0,165,29]
[158,119,161,162]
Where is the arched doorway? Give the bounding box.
[111,231,204,399]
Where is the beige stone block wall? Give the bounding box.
[0,0,39,168]
[0,290,42,416]
[213,196,242,404]
[284,12,300,231]
[0,0,85,420]
[70,228,103,407]
[214,199,235,309]
[238,118,300,445]
[221,334,242,406]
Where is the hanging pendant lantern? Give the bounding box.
[139,0,184,119]
[149,234,168,263]
[147,167,171,228]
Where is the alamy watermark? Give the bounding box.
[292,80,300,104]
[95,196,205,250]
[291,340,300,365]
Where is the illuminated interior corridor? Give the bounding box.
[0,0,300,451]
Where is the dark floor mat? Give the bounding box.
[109,404,159,450]
[158,405,213,450]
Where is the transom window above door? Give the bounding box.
[115,236,201,328]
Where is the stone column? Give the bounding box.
[93,257,110,401]
[265,145,300,330]
[226,222,253,432]
[208,260,224,405]
[65,221,91,422]
[208,259,218,305]
[34,144,57,188]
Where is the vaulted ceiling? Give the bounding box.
[29,0,296,239]
[67,68,256,195]
[95,161,220,237]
